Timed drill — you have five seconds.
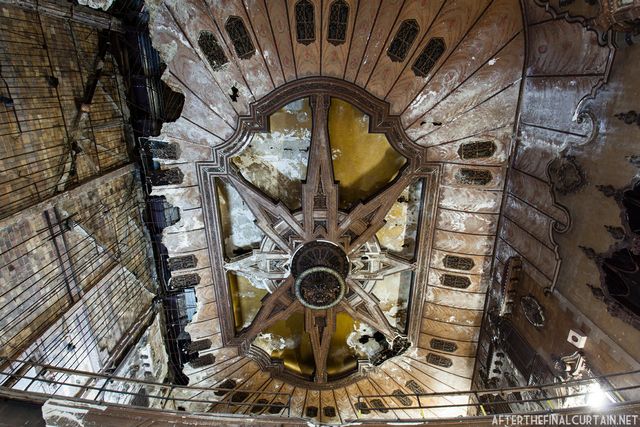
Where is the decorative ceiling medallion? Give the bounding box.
[294,266,346,309]
[198,77,440,387]
[291,241,350,279]
[520,295,545,328]
[548,155,587,195]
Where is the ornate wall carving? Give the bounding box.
[197,77,438,387]
[169,273,201,289]
[412,38,446,77]
[327,0,349,45]
[426,352,453,368]
[198,31,228,71]
[225,16,255,59]
[520,295,546,328]
[587,180,640,329]
[167,255,198,271]
[440,274,471,289]
[548,155,587,195]
[387,20,419,62]
[149,168,184,186]
[455,169,492,186]
[430,338,458,353]
[295,0,315,45]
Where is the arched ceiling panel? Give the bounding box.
[203,0,276,98]
[363,0,446,99]
[386,0,491,113]
[343,0,379,82]
[320,0,360,78]
[145,0,530,419]
[287,0,322,77]
[243,0,287,86]
[352,0,405,88]
[400,0,523,126]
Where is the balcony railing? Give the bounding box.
[1,357,640,424]
[0,357,292,416]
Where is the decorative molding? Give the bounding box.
[593,0,640,36]
[169,273,200,289]
[588,283,640,330]
[499,257,522,317]
[532,0,611,45]
[520,295,546,328]
[575,110,599,146]
[208,77,426,166]
[426,352,452,368]
[167,255,197,271]
[430,338,458,353]
[548,155,587,195]
[552,351,587,380]
[149,168,184,186]
[245,344,370,390]
[197,78,440,386]
[585,179,640,329]
[615,110,640,127]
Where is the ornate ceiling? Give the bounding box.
[198,80,440,385]
[141,0,613,421]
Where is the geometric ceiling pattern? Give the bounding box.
[142,0,593,420]
[147,0,524,419]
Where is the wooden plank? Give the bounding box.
[409,84,520,146]
[438,185,503,214]
[319,389,341,424]
[422,303,484,327]
[206,0,275,99]
[151,1,241,122]
[244,0,286,87]
[320,0,359,78]
[365,0,445,99]
[286,0,321,78]
[367,367,418,419]
[527,18,609,77]
[502,194,556,250]
[427,268,488,294]
[401,0,522,124]
[354,0,404,88]
[390,357,468,417]
[419,318,481,342]
[386,0,490,114]
[332,387,357,422]
[436,209,499,236]
[412,33,525,138]
[425,286,486,310]
[407,354,473,388]
[342,0,380,82]
[289,386,308,418]
[418,332,478,357]
[432,229,496,256]
[426,126,511,165]
[264,0,297,82]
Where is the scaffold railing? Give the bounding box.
[355,368,640,418]
[0,357,292,416]
[1,356,640,424]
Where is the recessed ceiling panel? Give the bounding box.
[328,98,407,210]
[231,98,312,211]
[215,178,265,258]
[253,312,315,377]
[229,272,269,331]
[376,179,424,260]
